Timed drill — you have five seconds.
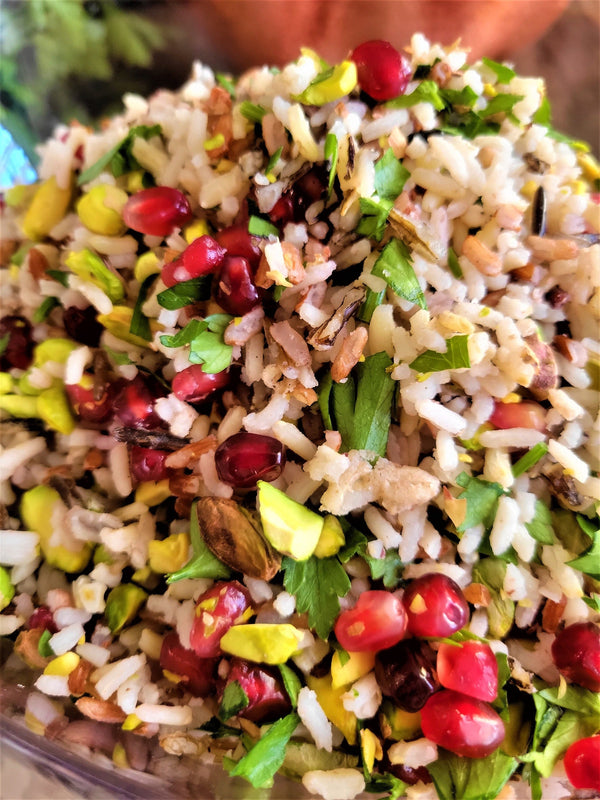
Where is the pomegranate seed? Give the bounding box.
[215,255,260,315]
[122,187,192,238]
[334,590,408,652]
[350,40,412,101]
[27,605,58,633]
[564,736,600,792]
[403,573,469,639]
[384,759,432,787]
[421,689,505,758]
[113,375,165,429]
[159,631,217,697]
[190,580,253,658]
[215,432,285,488]
[172,364,229,404]
[129,445,169,483]
[62,306,103,347]
[223,658,291,722]
[551,622,600,692]
[437,640,498,702]
[65,382,113,424]
[489,399,546,432]
[375,639,438,712]
[161,235,226,287]
[215,224,262,271]
[0,315,34,371]
[269,194,295,229]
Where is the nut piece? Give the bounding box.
[331,326,369,382]
[523,333,558,400]
[462,235,502,276]
[307,285,366,350]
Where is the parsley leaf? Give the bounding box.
[356,196,393,241]
[525,500,555,545]
[350,351,395,455]
[567,516,600,580]
[331,377,356,449]
[357,287,385,323]
[472,557,514,638]
[386,80,445,111]
[37,628,54,657]
[439,85,479,109]
[278,664,302,708]
[224,712,300,788]
[78,124,162,185]
[159,318,207,348]
[409,335,470,373]
[167,501,231,583]
[218,681,249,720]
[371,238,427,309]
[188,314,234,373]
[479,93,524,120]
[455,473,505,532]
[481,57,516,84]
[447,247,463,278]
[46,269,70,287]
[364,549,403,588]
[374,148,410,200]
[428,748,518,800]
[282,555,351,639]
[129,274,154,341]
[157,276,212,309]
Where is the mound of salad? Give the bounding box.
[0,35,599,800]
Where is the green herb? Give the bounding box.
[553,508,591,555]
[567,515,600,580]
[66,248,125,303]
[129,274,154,341]
[167,501,231,583]
[159,319,207,349]
[409,335,470,373]
[365,773,409,800]
[455,473,505,532]
[441,111,500,140]
[239,101,267,123]
[188,314,234,374]
[278,664,302,708]
[364,549,403,589]
[272,285,285,302]
[583,593,600,612]
[324,132,338,196]
[524,500,555,545]
[215,72,236,97]
[46,269,70,287]
[248,215,279,238]
[439,85,479,109]
[102,345,133,366]
[334,645,351,667]
[512,442,548,477]
[374,148,410,200]
[371,238,427,309]
[427,748,518,800]
[336,519,368,563]
[479,93,524,120]
[332,376,356,449]
[472,557,515,638]
[481,57,516,84]
[350,352,395,455]
[282,555,351,639]
[200,718,242,738]
[447,247,463,279]
[358,287,385,323]
[386,80,445,111]
[33,296,60,323]
[0,334,9,357]
[317,371,334,430]
[265,146,283,177]
[157,276,212,309]
[78,124,161,185]
[224,712,300,788]
[218,681,249,720]
[356,196,393,241]
[538,684,600,717]
[37,628,54,657]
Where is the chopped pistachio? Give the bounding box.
[135,479,171,507]
[0,566,15,611]
[0,373,13,394]
[306,673,358,745]
[134,251,161,283]
[257,481,324,560]
[148,532,190,574]
[219,623,304,664]
[331,649,375,689]
[37,385,76,435]
[33,337,79,367]
[66,249,125,303]
[184,219,211,244]
[43,652,80,676]
[77,184,128,235]
[314,515,345,558]
[105,583,147,634]
[296,60,358,106]
[22,176,73,241]
[0,394,40,419]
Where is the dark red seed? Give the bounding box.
[190,581,253,658]
[122,187,193,238]
[223,658,291,723]
[375,639,439,712]
[129,446,169,483]
[113,375,165,430]
[171,364,229,404]
[215,224,262,271]
[62,306,103,347]
[161,234,226,287]
[159,631,217,697]
[551,622,600,692]
[214,432,285,488]
[269,194,295,229]
[215,255,260,315]
[350,40,412,101]
[403,573,469,638]
[0,315,34,371]
[65,382,113,424]
[28,605,58,633]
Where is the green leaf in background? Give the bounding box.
[371,238,427,309]
[428,748,518,800]
[409,334,471,373]
[481,57,516,84]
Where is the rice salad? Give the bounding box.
[1,35,599,800]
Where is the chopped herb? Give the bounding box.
[512,442,548,477]
[0,334,9,356]
[386,80,445,111]
[455,472,505,532]
[481,57,516,84]
[224,712,300,788]
[356,196,393,241]
[440,85,479,109]
[441,110,500,140]
[37,628,54,657]
[532,96,552,127]
[371,238,427,309]
[317,371,334,430]
[239,101,267,123]
[282,555,351,639]
[66,249,125,303]
[265,146,283,177]
[583,593,600,612]
[33,296,60,323]
[46,269,70,287]
[364,549,404,589]
[278,664,302,708]
[337,519,368,563]
[409,334,470,373]
[357,287,385,323]
[447,247,463,279]
[374,148,410,201]
[324,132,338,196]
[218,681,249,720]
[215,72,236,97]
[567,515,600,580]
[428,748,518,800]
[167,501,231,583]
[248,215,279,238]
[332,376,356,450]
[472,557,514,638]
[159,319,205,349]
[525,500,555,545]
[365,773,409,800]
[479,93,524,120]
[204,133,225,151]
[78,124,161,185]
[350,351,395,456]
[188,314,234,373]
[102,345,133,366]
[129,274,154,341]
[157,276,212,309]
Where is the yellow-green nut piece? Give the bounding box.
[219,623,304,664]
[0,566,15,611]
[0,394,39,419]
[66,249,125,303]
[296,61,358,106]
[33,338,78,368]
[21,485,92,572]
[37,385,76,435]
[97,306,162,348]
[127,171,146,194]
[22,176,73,241]
[586,358,600,392]
[148,532,190,574]
[257,480,324,560]
[0,374,13,394]
[314,515,345,558]
[105,584,148,633]
[76,184,128,236]
[134,251,161,283]
[94,543,114,565]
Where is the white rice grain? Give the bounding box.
[302,769,365,800]
[94,653,147,700]
[297,686,333,752]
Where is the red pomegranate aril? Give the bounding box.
[350,40,412,101]
[190,581,253,658]
[551,622,600,692]
[403,573,469,639]
[564,736,600,792]
[172,364,229,404]
[113,375,164,429]
[334,590,408,652]
[215,224,262,271]
[215,255,260,315]
[27,605,58,633]
[269,194,295,229]
[421,689,505,758]
[62,306,103,347]
[223,658,291,722]
[65,382,113,424]
[122,187,192,238]
[215,432,285,488]
[375,639,439,712]
[159,632,217,697]
[437,640,499,702]
[0,315,34,371]
[161,234,226,287]
[129,445,169,483]
[489,399,546,432]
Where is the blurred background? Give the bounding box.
[0,1,598,180]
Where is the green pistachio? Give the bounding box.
[37,385,76,435]
[0,566,15,611]
[33,338,78,367]
[22,176,73,241]
[76,185,128,236]
[105,584,148,633]
[66,249,125,303]
[0,394,40,418]
[219,623,304,664]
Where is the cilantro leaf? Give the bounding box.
[455,473,505,532]
[167,501,231,583]
[358,287,385,323]
[337,519,368,563]
[386,80,445,111]
[481,57,516,84]
[349,351,395,455]
[78,124,162,185]
[409,335,470,373]
[364,549,403,589]
[356,196,393,241]
[218,681,249,721]
[374,148,410,200]
[537,684,600,717]
[525,500,555,545]
[157,276,212,309]
[129,274,154,341]
[331,376,356,450]
[521,709,598,778]
[224,712,300,788]
[324,132,338,196]
[318,371,334,430]
[188,314,234,373]
[282,555,351,639]
[278,664,302,708]
[159,319,208,348]
[427,748,518,800]
[567,516,600,580]
[371,238,427,309]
